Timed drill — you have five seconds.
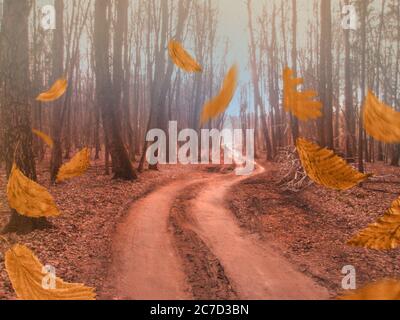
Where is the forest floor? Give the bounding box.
[1,157,400,300]
[110,162,328,300]
[0,159,199,300]
[229,160,400,297]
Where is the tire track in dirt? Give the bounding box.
[169,182,238,300]
[182,164,330,300]
[111,164,330,300]
[111,179,201,300]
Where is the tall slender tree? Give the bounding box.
[344,0,355,159]
[94,0,137,180]
[358,0,368,172]
[319,0,334,149]
[50,0,65,182]
[290,0,299,142]
[247,0,273,160]
[0,0,47,233]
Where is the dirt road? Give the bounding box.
[188,172,329,299]
[111,179,197,300]
[110,165,330,300]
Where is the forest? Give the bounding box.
[1,0,400,301]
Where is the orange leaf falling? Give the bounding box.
[168,40,202,73]
[200,65,238,125]
[348,196,400,250]
[338,279,400,300]
[32,129,54,148]
[363,90,400,143]
[5,244,96,300]
[283,68,322,121]
[296,138,370,190]
[36,78,68,102]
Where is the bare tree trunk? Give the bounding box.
[390,0,400,166]
[358,0,368,172]
[247,0,273,160]
[139,0,191,171]
[94,0,137,180]
[290,0,299,143]
[374,0,386,162]
[344,0,355,159]
[319,0,333,149]
[50,0,65,183]
[0,0,49,234]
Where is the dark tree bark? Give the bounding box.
[319,0,333,149]
[390,0,400,166]
[247,0,273,160]
[344,0,355,159]
[358,0,368,172]
[0,0,49,234]
[50,0,65,183]
[374,0,386,162]
[290,0,299,143]
[139,0,191,171]
[94,0,137,180]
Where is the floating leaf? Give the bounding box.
[283,68,322,121]
[36,78,68,102]
[168,40,202,73]
[56,148,90,183]
[32,129,54,148]
[348,196,400,250]
[296,138,369,190]
[5,244,96,300]
[338,279,400,300]
[7,164,60,218]
[200,65,238,125]
[364,90,400,143]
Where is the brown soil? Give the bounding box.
[184,166,329,300]
[4,156,376,300]
[0,159,196,300]
[169,182,238,300]
[110,161,328,300]
[110,179,197,300]
[229,161,400,297]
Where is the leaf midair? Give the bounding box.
[363,90,400,143]
[168,40,202,73]
[36,78,68,102]
[348,196,400,250]
[7,164,60,218]
[32,129,54,148]
[5,244,96,300]
[283,68,322,121]
[56,148,91,183]
[200,65,238,125]
[338,279,400,300]
[296,138,369,190]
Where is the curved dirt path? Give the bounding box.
[111,164,329,300]
[111,179,198,300]
[188,165,330,300]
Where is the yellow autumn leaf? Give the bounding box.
[364,90,400,143]
[7,164,60,218]
[200,65,238,125]
[283,68,322,121]
[36,78,68,102]
[348,196,400,250]
[56,148,91,183]
[296,138,370,190]
[168,40,202,73]
[5,244,96,300]
[338,279,400,300]
[32,129,54,148]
